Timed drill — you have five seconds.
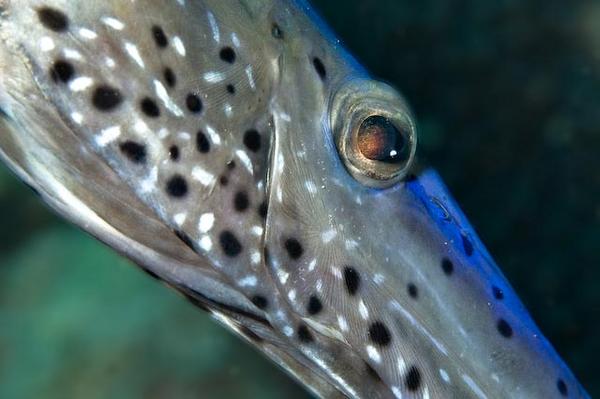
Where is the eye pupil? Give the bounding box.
[357,115,407,163]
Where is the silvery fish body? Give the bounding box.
[0,0,589,398]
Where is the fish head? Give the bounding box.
[263,11,586,397]
[0,1,588,398]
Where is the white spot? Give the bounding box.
[491,373,500,383]
[133,120,151,136]
[95,126,121,147]
[124,42,145,68]
[105,57,116,69]
[199,235,212,252]
[70,112,83,125]
[462,375,488,399]
[78,28,97,40]
[391,387,403,399]
[224,103,233,118]
[337,315,348,332]
[173,213,187,226]
[205,125,221,145]
[63,48,82,61]
[397,357,407,374]
[40,37,55,52]
[283,326,294,337]
[203,71,225,83]
[321,229,337,243]
[235,150,254,174]
[158,128,170,140]
[331,266,341,279]
[279,112,291,122]
[69,77,93,92]
[172,36,186,56]
[198,213,214,233]
[251,226,263,236]
[358,300,369,320]
[305,181,317,194]
[250,251,261,265]
[231,33,241,48]
[423,387,431,399]
[238,275,257,287]
[191,166,215,186]
[439,369,450,383]
[366,345,381,363]
[101,16,125,30]
[276,186,283,203]
[140,167,158,193]
[345,239,359,250]
[315,279,323,293]
[245,65,256,89]
[154,80,183,116]
[287,289,296,302]
[373,273,385,284]
[178,131,191,141]
[207,11,220,42]
[308,259,317,272]
[277,269,289,284]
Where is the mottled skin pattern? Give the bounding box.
[0,0,589,398]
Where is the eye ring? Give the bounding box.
[331,79,417,187]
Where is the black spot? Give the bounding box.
[169,145,180,161]
[441,257,454,276]
[312,57,326,80]
[297,324,313,343]
[219,46,236,63]
[140,97,160,117]
[404,366,422,391]
[492,286,504,300]
[271,23,284,39]
[497,318,513,338]
[461,232,474,256]
[37,7,68,32]
[306,295,323,315]
[219,176,229,186]
[343,266,360,296]
[226,84,235,94]
[91,85,123,111]
[151,25,168,48]
[186,93,202,113]
[50,60,74,83]
[234,190,249,212]
[251,295,268,310]
[258,201,268,219]
[119,140,146,164]
[196,130,210,153]
[226,160,236,170]
[174,229,195,250]
[165,175,188,198]
[368,321,391,346]
[243,129,261,152]
[557,379,568,396]
[407,283,418,299]
[219,230,242,257]
[263,246,271,264]
[365,362,382,382]
[284,238,303,260]
[163,67,176,88]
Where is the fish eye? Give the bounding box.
[356,115,410,164]
[332,79,417,187]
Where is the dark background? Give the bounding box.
[0,0,598,397]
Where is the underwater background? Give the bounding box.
[0,0,598,397]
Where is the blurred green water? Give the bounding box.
[0,0,598,398]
